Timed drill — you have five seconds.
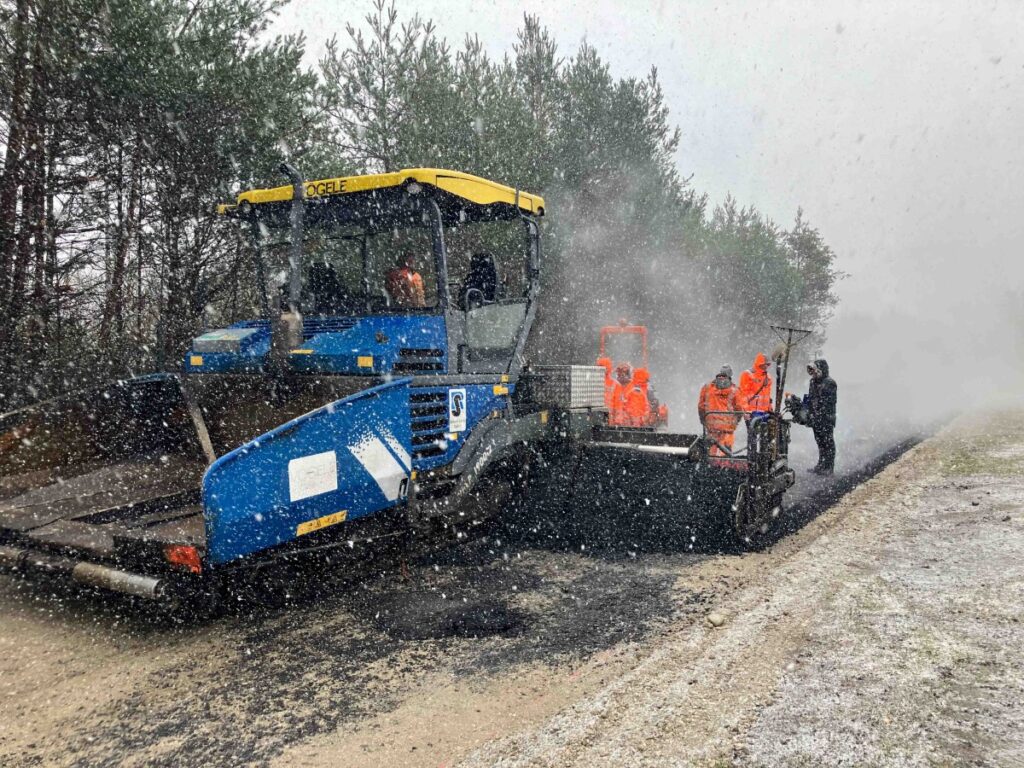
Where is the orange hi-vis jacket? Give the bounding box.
[609,380,629,426]
[698,380,739,455]
[623,368,652,427]
[386,266,426,307]
[596,357,614,410]
[738,353,773,414]
[698,381,740,434]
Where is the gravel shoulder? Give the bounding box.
[459,411,1024,767]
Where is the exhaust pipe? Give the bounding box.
[0,544,165,600]
[71,562,164,600]
[279,162,305,316]
[271,163,305,366]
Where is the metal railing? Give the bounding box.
[701,410,789,467]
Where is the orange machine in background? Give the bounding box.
[598,320,669,429]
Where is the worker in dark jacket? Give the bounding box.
[805,358,837,475]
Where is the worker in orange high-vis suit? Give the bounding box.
[609,363,632,427]
[624,368,652,427]
[738,352,773,418]
[596,356,614,410]
[698,365,741,456]
[385,252,426,308]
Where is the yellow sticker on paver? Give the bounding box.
[189,355,203,366]
[357,355,374,368]
[296,510,348,536]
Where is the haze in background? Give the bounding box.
[278,0,1024,441]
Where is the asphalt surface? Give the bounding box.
[0,427,923,766]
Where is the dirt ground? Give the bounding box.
[0,413,1019,767]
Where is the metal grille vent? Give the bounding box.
[302,317,358,338]
[394,348,444,373]
[410,389,448,462]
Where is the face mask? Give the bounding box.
[714,376,730,389]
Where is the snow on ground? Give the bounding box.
[459,411,1024,767]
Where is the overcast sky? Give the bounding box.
[274,0,1024,380]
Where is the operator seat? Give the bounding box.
[307,262,351,314]
[461,251,498,310]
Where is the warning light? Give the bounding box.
[165,544,202,574]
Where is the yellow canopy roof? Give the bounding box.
[218,168,544,216]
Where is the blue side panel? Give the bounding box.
[184,320,271,373]
[410,382,513,471]
[202,378,413,565]
[289,314,448,375]
[184,315,448,376]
